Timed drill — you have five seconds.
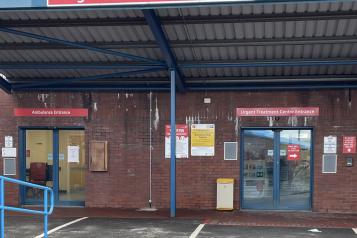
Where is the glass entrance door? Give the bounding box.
[58,130,85,202]
[242,129,275,209]
[21,128,85,206]
[279,130,311,209]
[24,130,53,203]
[242,129,312,210]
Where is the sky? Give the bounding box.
[0,0,46,8]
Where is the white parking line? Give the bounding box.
[34,217,88,238]
[352,228,357,235]
[190,224,205,238]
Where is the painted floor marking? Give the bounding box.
[190,224,205,238]
[352,228,357,234]
[34,216,88,238]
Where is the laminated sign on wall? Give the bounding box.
[324,136,337,154]
[165,125,189,159]
[191,124,215,156]
[343,136,356,154]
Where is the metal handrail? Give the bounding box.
[0,176,54,238]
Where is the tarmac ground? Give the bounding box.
[4,214,357,238]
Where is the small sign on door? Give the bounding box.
[287,144,300,161]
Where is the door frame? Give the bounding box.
[239,127,314,210]
[19,126,85,206]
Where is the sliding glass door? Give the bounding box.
[21,128,85,206]
[242,129,312,210]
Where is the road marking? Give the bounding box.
[34,217,88,238]
[190,224,205,238]
[308,228,322,233]
[352,228,357,234]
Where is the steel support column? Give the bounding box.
[143,9,185,92]
[170,69,176,218]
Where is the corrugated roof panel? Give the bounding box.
[34,25,154,42]
[182,65,357,79]
[0,3,356,87]
[0,8,143,20]
[155,1,357,18]
[5,68,167,82]
[0,1,355,21]
[162,20,357,43]
[0,25,155,44]
[173,43,357,62]
[0,47,163,63]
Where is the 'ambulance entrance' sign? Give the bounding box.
[47,0,244,7]
[165,124,189,159]
[14,108,88,117]
[191,124,215,156]
[343,136,356,154]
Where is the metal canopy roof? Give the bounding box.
[1,1,357,93]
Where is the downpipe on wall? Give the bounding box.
[138,91,157,212]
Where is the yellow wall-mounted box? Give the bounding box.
[216,178,234,210]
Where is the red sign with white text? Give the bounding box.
[14,108,88,117]
[165,124,189,158]
[47,0,233,7]
[165,124,188,137]
[236,107,319,117]
[287,144,300,161]
[343,136,356,154]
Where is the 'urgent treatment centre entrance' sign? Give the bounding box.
[47,0,245,7]
[236,107,319,117]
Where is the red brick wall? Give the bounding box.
[1,89,357,212]
[0,91,18,206]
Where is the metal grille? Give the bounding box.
[224,142,237,160]
[322,154,337,173]
[3,158,16,175]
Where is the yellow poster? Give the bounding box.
[191,124,215,156]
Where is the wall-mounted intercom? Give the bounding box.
[346,157,353,167]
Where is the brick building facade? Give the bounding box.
[1,89,357,213]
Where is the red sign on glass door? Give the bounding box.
[287,144,300,161]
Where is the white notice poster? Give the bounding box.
[68,146,80,163]
[2,147,16,157]
[324,136,337,154]
[5,136,13,148]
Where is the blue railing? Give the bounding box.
[0,176,54,238]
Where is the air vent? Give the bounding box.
[322,154,337,173]
[224,142,237,160]
[3,158,16,176]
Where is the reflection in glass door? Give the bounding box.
[242,129,312,210]
[22,128,85,206]
[59,130,85,202]
[242,130,274,209]
[24,130,53,203]
[279,130,311,209]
